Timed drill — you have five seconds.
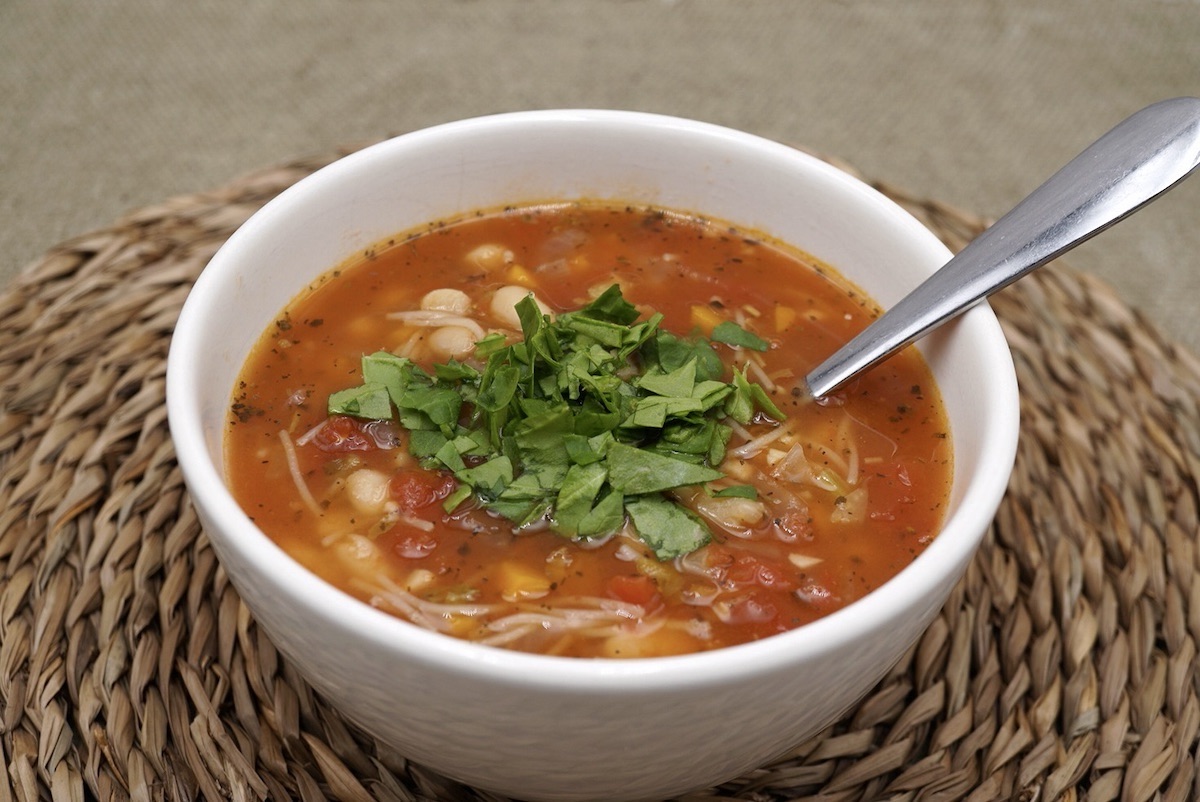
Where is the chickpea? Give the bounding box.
[490,285,551,330]
[428,325,477,360]
[465,243,513,271]
[420,288,472,314]
[345,468,391,513]
[333,534,383,570]
[405,569,436,591]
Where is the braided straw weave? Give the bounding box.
[2,144,1199,802]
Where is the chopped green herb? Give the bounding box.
[327,383,392,420]
[327,284,785,559]
[726,366,786,424]
[605,442,723,494]
[713,485,758,500]
[625,495,712,560]
[711,320,770,351]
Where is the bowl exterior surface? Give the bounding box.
[168,110,1018,801]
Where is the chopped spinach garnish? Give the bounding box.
[711,320,771,351]
[713,485,758,500]
[328,285,783,559]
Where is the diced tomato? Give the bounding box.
[714,550,797,591]
[723,591,778,626]
[606,574,661,607]
[312,415,378,452]
[776,510,814,541]
[393,530,438,559]
[390,470,458,512]
[794,572,841,615]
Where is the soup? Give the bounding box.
[226,202,952,658]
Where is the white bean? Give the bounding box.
[465,243,513,271]
[334,533,383,568]
[345,468,391,513]
[420,288,472,314]
[490,285,551,330]
[428,325,477,360]
[404,568,436,591]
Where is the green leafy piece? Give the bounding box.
[615,314,664,361]
[563,316,629,348]
[627,396,667,429]
[652,420,732,466]
[552,462,610,537]
[474,332,509,359]
[516,293,548,342]
[626,494,712,560]
[434,360,480,383]
[692,380,733,411]
[457,456,514,499]
[711,320,770,351]
[713,485,758,500]
[476,364,520,412]
[724,370,754,425]
[433,439,468,473]
[362,351,421,393]
[708,421,733,465]
[649,331,724,381]
[748,378,786,421]
[605,442,723,494]
[407,429,449,458]
[512,403,574,469]
[637,359,697,398]
[490,472,556,526]
[442,483,474,512]
[725,366,785,424]
[564,432,612,466]
[395,384,462,433]
[577,283,641,324]
[453,429,493,458]
[573,407,622,437]
[327,383,393,420]
[626,395,706,429]
[577,489,626,538]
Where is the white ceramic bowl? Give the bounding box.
[167,110,1019,801]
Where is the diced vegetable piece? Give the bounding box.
[498,561,553,601]
[607,574,660,606]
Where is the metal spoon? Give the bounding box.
[805,97,1200,399]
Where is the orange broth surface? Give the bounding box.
[226,202,952,658]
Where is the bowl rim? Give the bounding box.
[167,108,1019,691]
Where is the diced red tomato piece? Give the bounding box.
[313,415,377,452]
[393,530,438,559]
[776,510,814,541]
[794,572,841,615]
[390,469,458,512]
[606,574,660,607]
[723,591,778,626]
[720,552,797,591]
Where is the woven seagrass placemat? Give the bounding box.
[2,143,1199,802]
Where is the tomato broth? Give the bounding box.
[226,202,952,657]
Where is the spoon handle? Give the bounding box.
[805,97,1200,399]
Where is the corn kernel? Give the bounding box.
[689,304,724,335]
